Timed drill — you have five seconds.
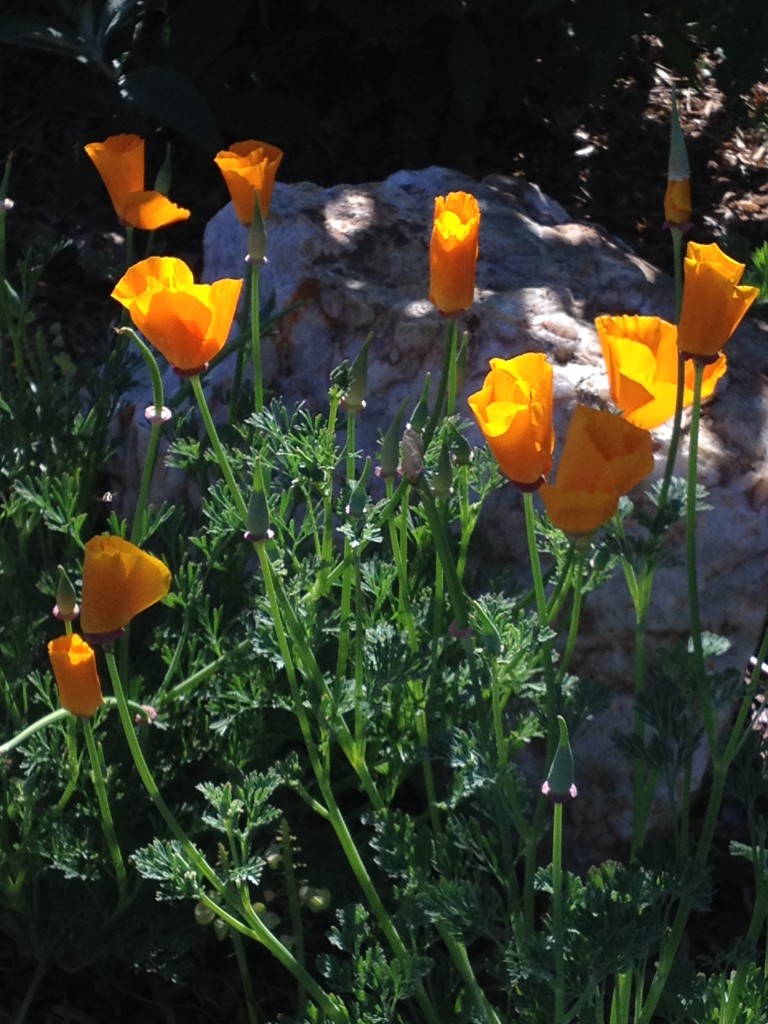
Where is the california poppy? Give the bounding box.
[596,314,727,430]
[84,135,190,230]
[80,535,171,639]
[468,353,554,488]
[540,406,654,536]
[677,242,759,362]
[214,141,284,225]
[429,191,481,315]
[112,257,242,373]
[48,634,103,717]
[664,93,691,227]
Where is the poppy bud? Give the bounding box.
[53,564,79,621]
[341,334,372,414]
[542,715,577,803]
[431,439,453,500]
[377,399,407,479]
[399,427,425,485]
[345,457,373,518]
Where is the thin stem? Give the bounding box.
[552,801,565,1024]
[555,548,585,683]
[280,818,307,1017]
[190,373,248,521]
[250,260,263,415]
[0,708,69,755]
[435,921,502,1024]
[82,718,129,912]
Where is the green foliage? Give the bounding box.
[746,242,768,305]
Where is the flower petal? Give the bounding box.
[81,535,171,636]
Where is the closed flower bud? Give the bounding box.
[48,634,103,717]
[468,353,554,489]
[377,399,407,479]
[399,427,425,485]
[53,564,79,621]
[664,91,692,228]
[431,439,453,500]
[542,715,578,803]
[345,457,373,517]
[341,334,372,414]
[429,191,481,315]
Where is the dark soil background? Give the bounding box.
[1,5,767,1022]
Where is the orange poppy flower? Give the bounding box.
[429,191,481,315]
[467,353,554,487]
[540,406,654,536]
[677,242,759,361]
[48,634,103,717]
[214,141,284,225]
[80,535,171,638]
[596,314,727,430]
[112,256,243,372]
[84,135,190,230]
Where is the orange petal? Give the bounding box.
[214,140,284,224]
[429,192,481,315]
[677,242,759,359]
[121,190,191,230]
[81,535,171,635]
[468,352,554,485]
[85,134,144,219]
[48,634,103,717]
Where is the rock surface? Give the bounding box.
[120,166,768,865]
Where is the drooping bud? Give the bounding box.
[541,715,577,803]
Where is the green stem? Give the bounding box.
[552,801,565,1024]
[385,479,419,649]
[0,708,69,755]
[117,329,166,545]
[280,818,307,1017]
[685,360,717,747]
[423,317,459,449]
[53,714,80,813]
[336,411,357,680]
[435,921,502,1024]
[190,373,248,521]
[251,260,263,415]
[229,928,261,1024]
[82,718,129,911]
[490,658,507,772]
[555,548,585,684]
[254,543,440,1024]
